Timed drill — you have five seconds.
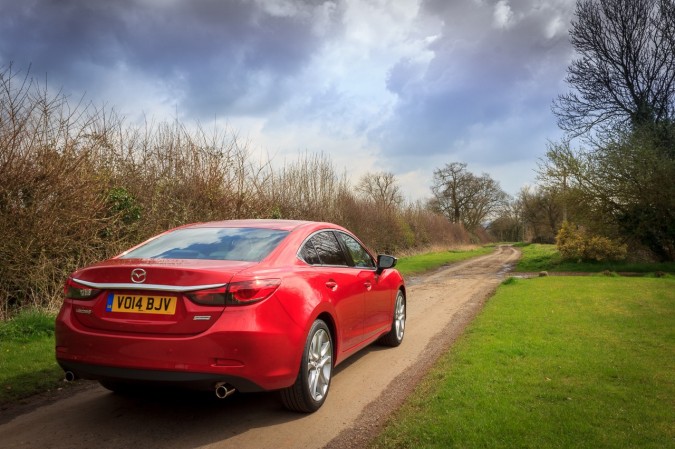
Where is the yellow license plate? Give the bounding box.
[106,293,177,315]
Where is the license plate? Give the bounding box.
[106,293,177,315]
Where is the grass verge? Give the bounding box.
[397,246,495,276]
[371,276,675,449]
[515,243,675,273]
[0,310,63,405]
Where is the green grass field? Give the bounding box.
[515,243,675,273]
[371,276,675,449]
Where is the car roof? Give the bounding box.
[181,219,339,233]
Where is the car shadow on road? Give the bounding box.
[38,386,302,448]
[1,342,398,449]
[21,346,389,449]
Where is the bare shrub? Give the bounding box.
[0,67,118,316]
[0,65,473,318]
[260,152,350,222]
[403,201,471,246]
[0,67,263,317]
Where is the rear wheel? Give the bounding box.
[378,290,406,347]
[280,319,333,412]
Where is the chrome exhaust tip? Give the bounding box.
[64,371,77,382]
[215,383,236,399]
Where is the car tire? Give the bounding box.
[378,290,406,347]
[280,319,333,413]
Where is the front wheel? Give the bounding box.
[280,319,333,413]
[378,290,406,347]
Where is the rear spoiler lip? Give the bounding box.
[71,278,227,293]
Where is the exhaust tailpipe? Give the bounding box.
[64,371,77,382]
[215,383,236,399]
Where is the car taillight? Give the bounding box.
[226,279,281,306]
[64,278,101,300]
[186,287,228,306]
[186,279,281,307]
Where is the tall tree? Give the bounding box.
[544,0,675,260]
[430,162,508,231]
[355,171,404,209]
[519,186,565,243]
[553,0,675,139]
[540,128,675,260]
[488,198,524,243]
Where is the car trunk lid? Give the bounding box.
[67,259,255,335]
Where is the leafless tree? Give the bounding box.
[553,0,675,139]
[355,171,404,209]
[487,198,524,243]
[430,162,508,231]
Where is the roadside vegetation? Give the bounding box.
[371,275,675,449]
[515,243,675,274]
[4,244,674,449]
[396,246,495,275]
[489,0,674,264]
[0,65,474,319]
[0,310,62,405]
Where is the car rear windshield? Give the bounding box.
[120,227,290,262]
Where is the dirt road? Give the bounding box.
[0,246,520,449]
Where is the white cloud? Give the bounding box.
[493,0,515,29]
[545,15,566,39]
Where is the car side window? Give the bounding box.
[337,233,376,268]
[300,231,348,266]
[299,239,321,265]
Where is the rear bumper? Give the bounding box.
[55,299,305,392]
[57,360,263,392]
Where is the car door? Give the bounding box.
[298,231,366,351]
[336,232,392,340]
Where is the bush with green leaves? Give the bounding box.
[556,221,627,262]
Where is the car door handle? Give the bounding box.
[325,281,338,290]
[364,281,372,291]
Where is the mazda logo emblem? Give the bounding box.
[131,268,147,284]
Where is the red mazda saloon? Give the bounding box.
[55,219,406,412]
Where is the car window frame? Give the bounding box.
[297,229,376,270]
[334,231,376,270]
[297,230,350,267]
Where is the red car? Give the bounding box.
[55,219,406,412]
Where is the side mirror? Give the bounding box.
[376,254,397,274]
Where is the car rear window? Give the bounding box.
[120,227,289,262]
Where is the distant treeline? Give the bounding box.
[0,66,473,317]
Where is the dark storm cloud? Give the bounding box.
[0,0,340,117]
[0,0,576,198]
[378,0,573,169]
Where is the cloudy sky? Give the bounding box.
[0,0,576,201]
